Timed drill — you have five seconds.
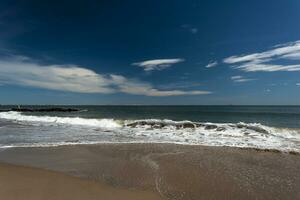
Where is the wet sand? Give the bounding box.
[0,144,299,200]
[0,163,164,200]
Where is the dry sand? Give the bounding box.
[0,144,299,200]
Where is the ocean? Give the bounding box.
[0,105,299,152]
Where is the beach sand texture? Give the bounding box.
[0,144,299,200]
[0,163,164,200]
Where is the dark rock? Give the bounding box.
[126,122,139,128]
[11,108,34,112]
[216,127,226,131]
[195,123,205,127]
[0,109,12,112]
[205,124,218,130]
[152,123,164,129]
[1,107,80,112]
[127,120,196,129]
[176,124,183,129]
[236,123,268,134]
[247,126,269,134]
[182,123,195,129]
[236,124,244,129]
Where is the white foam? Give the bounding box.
[0,112,299,153]
[0,111,121,128]
[123,119,300,153]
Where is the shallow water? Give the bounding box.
[0,105,299,152]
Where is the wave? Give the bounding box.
[0,111,121,128]
[125,119,272,134]
[124,119,285,138]
[0,112,299,153]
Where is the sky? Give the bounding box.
[0,0,300,105]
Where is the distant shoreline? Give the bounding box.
[1,104,300,106]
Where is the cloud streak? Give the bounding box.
[181,24,198,34]
[0,55,210,96]
[224,40,300,72]
[132,58,184,71]
[205,61,218,68]
[231,75,255,83]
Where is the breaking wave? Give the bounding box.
[0,111,121,128]
[0,112,299,153]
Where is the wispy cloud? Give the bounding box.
[231,75,255,83]
[132,58,184,71]
[296,83,300,86]
[0,55,210,96]
[224,40,300,72]
[181,24,198,34]
[158,81,203,90]
[266,89,271,93]
[190,28,198,34]
[205,61,218,68]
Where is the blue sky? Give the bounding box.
[0,0,300,105]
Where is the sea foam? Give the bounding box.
[0,111,121,128]
[0,112,299,153]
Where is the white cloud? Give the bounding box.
[231,75,255,82]
[281,51,300,60]
[132,58,184,71]
[224,40,300,72]
[0,55,210,96]
[296,83,300,86]
[205,61,218,68]
[234,63,300,72]
[231,76,243,80]
[0,59,114,94]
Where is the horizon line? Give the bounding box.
[1,104,300,106]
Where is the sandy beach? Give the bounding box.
[0,144,299,200]
[1,0,300,199]
[0,163,164,200]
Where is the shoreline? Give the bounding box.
[1,142,299,155]
[0,143,299,199]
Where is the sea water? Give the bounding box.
[0,105,299,152]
